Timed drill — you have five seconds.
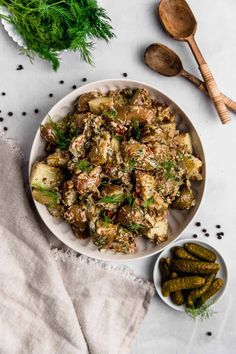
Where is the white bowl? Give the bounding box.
[153,238,228,311]
[29,79,206,261]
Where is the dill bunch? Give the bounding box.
[0,0,115,70]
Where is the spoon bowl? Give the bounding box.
[144,43,182,76]
[158,0,196,40]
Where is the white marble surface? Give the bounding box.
[1,0,236,353]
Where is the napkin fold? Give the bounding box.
[0,136,155,354]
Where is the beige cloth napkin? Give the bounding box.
[0,137,155,354]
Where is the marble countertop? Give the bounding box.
[1,0,236,353]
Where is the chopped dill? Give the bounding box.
[99,194,125,204]
[127,223,145,232]
[103,108,118,119]
[142,196,154,208]
[125,194,134,206]
[48,117,70,150]
[32,183,60,207]
[76,159,92,172]
[185,301,216,320]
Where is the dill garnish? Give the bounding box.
[99,194,125,204]
[185,301,216,320]
[48,117,70,150]
[0,0,115,70]
[142,196,154,208]
[127,223,145,232]
[76,159,92,172]
[103,108,118,119]
[32,184,60,207]
[132,120,141,141]
[125,194,134,206]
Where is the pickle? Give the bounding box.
[172,246,200,261]
[171,290,185,306]
[172,259,220,275]
[197,278,224,306]
[184,243,216,262]
[186,273,215,308]
[161,276,205,297]
[170,272,185,306]
[159,258,170,285]
[165,257,172,267]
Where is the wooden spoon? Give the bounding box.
[158,0,231,124]
[144,43,236,112]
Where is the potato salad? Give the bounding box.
[30,88,203,254]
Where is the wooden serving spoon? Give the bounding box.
[158,0,231,124]
[144,43,236,112]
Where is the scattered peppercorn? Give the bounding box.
[82,78,87,82]
[0,117,3,122]
[34,109,39,114]
[8,112,13,116]
[192,234,198,238]
[206,332,212,336]
[205,233,209,237]
[72,85,77,89]
[202,229,207,233]
[49,93,53,97]
[16,64,24,70]
[216,225,221,229]
[123,72,128,77]
[22,112,27,116]
[1,92,6,96]
[217,235,222,240]
[0,110,1,113]
[195,222,201,227]
[217,232,221,236]
[220,232,224,236]
[3,127,8,131]
[59,80,64,84]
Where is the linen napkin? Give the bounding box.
[0,136,155,354]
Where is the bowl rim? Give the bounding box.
[29,78,206,261]
[153,238,228,311]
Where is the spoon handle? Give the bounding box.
[181,69,236,112]
[187,36,231,124]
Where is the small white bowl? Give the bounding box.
[153,238,228,312]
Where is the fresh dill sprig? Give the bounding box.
[185,301,216,321]
[32,183,60,207]
[127,223,145,232]
[161,160,176,180]
[125,194,134,206]
[142,196,154,209]
[99,194,125,204]
[101,212,111,225]
[102,108,118,119]
[48,117,70,150]
[0,0,115,70]
[76,159,92,172]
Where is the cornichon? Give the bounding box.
[172,259,220,275]
[197,278,224,306]
[170,272,184,306]
[172,246,200,261]
[186,273,215,308]
[184,243,216,262]
[159,258,170,285]
[161,276,205,297]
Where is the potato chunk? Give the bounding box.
[135,171,156,200]
[92,220,118,250]
[64,204,87,229]
[143,214,168,243]
[183,154,203,181]
[46,151,69,168]
[110,227,137,254]
[30,162,63,189]
[176,132,193,154]
[172,184,196,210]
[69,134,86,158]
[75,91,101,113]
[89,96,114,113]
[73,166,102,194]
[89,131,111,165]
[32,188,60,206]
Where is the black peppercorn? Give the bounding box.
[206,332,212,336]
[8,112,13,116]
[217,235,222,240]
[205,233,209,237]
[22,112,27,116]
[195,222,201,227]
[1,92,6,96]
[82,78,87,82]
[0,117,3,122]
[3,127,8,131]
[49,93,53,97]
[16,64,24,70]
[72,85,77,89]
[34,109,39,114]
[59,80,64,84]
[193,234,198,238]
[202,229,207,233]
[216,225,221,229]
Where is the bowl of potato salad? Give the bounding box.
[29,79,205,261]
